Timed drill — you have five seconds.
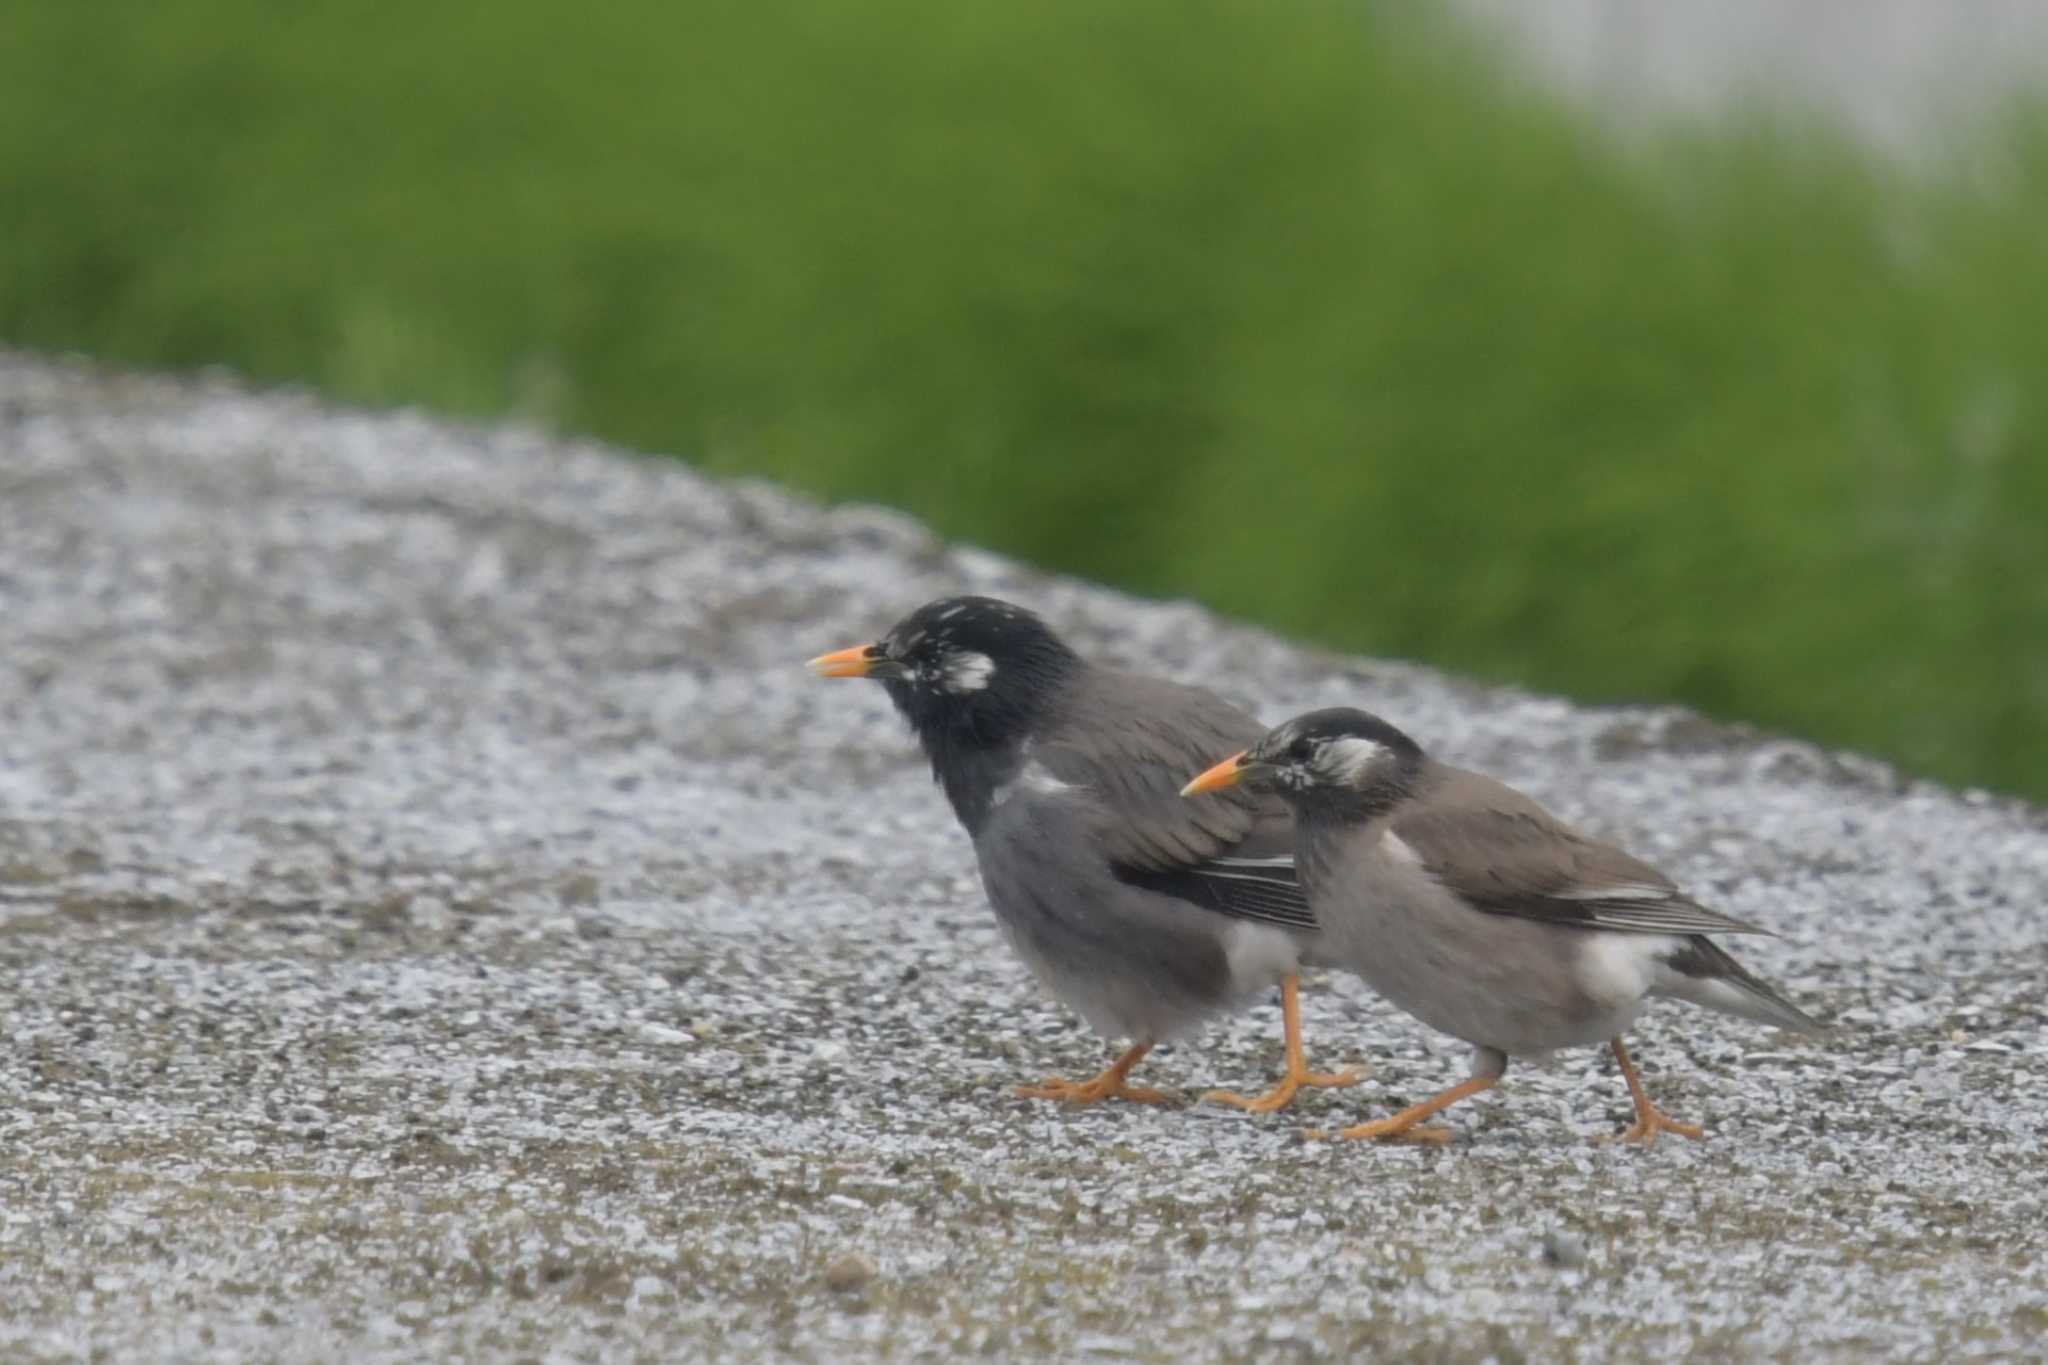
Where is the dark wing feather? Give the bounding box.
[1111,856,1318,931]
[1392,766,1771,937]
[1039,668,1318,931]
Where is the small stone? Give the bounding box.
[0,859,55,886]
[822,1251,877,1294]
[557,872,602,907]
[1541,1229,1587,1269]
[363,893,410,932]
[637,1021,691,1047]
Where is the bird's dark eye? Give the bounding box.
[1287,738,1314,762]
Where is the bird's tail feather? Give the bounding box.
[1657,937,1824,1034]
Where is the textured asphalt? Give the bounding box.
[1,352,2043,1361]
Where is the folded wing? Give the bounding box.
[1039,669,1319,932]
[1391,767,1770,937]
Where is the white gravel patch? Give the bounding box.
[1,351,2043,1361]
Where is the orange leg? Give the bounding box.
[1203,976,1364,1114]
[1016,1040,1174,1107]
[1599,1038,1703,1145]
[1307,1072,1498,1145]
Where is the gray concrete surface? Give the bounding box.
[1,351,2044,1362]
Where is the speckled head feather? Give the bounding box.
[874,597,1079,735]
[867,597,1084,829]
[1248,707,1426,818]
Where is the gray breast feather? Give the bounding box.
[972,781,1242,1035]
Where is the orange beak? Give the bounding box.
[807,643,883,678]
[1181,750,1251,797]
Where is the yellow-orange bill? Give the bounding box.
[807,644,878,678]
[1180,751,1249,797]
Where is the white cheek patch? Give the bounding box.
[941,650,996,693]
[1320,737,1388,787]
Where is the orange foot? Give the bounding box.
[1304,1072,1500,1145]
[1016,1073,1174,1107]
[1206,1066,1363,1115]
[1601,1108,1704,1145]
[1016,1041,1173,1108]
[1598,1037,1705,1145]
[1306,1118,1456,1145]
[1204,976,1365,1114]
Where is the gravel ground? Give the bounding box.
[2,352,2044,1362]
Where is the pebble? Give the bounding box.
[1541,1230,1588,1269]
[823,1252,878,1294]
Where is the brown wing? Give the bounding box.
[1390,766,1770,936]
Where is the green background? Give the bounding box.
[5,1,2046,796]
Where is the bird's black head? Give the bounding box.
[1185,706,1424,820]
[810,596,1083,827]
[867,596,1081,737]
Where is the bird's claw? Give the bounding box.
[1203,1065,1364,1115]
[1016,1074,1176,1107]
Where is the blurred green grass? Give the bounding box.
[5,1,2046,797]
